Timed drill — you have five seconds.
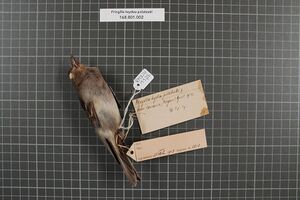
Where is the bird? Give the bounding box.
[68,56,140,186]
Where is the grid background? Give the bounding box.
[1,0,300,199]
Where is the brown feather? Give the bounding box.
[105,137,140,186]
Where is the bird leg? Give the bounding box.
[115,134,129,150]
[118,144,129,150]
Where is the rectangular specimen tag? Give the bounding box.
[126,129,207,162]
[132,80,209,134]
[100,8,165,22]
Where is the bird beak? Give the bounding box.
[68,67,73,80]
[69,72,73,80]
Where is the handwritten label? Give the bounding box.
[126,129,207,162]
[99,8,165,22]
[133,69,154,90]
[132,80,209,134]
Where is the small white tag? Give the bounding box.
[133,69,154,90]
[99,8,165,22]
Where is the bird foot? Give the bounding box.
[118,144,129,150]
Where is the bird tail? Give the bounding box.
[100,130,140,186]
[116,141,141,186]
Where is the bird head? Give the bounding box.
[68,56,85,80]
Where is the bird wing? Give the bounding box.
[104,138,121,165]
[108,85,121,109]
[86,67,121,109]
[79,98,101,128]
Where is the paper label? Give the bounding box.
[132,80,209,134]
[127,129,207,162]
[133,69,154,90]
[99,8,165,22]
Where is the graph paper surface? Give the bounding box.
[1,0,300,199]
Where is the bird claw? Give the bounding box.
[115,135,129,150]
[118,144,129,150]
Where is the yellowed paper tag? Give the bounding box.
[126,129,207,162]
[132,80,209,134]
